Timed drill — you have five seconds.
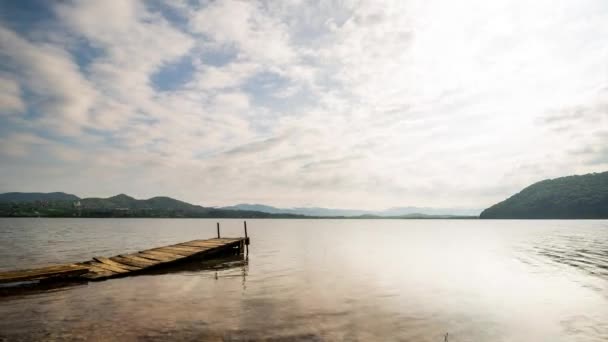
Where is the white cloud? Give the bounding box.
[1,0,607,209]
[0,133,50,157]
[0,74,24,114]
[187,62,260,91]
[0,26,97,134]
[189,0,295,65]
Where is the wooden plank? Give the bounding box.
[152,247,197,256]
[137,251,183,262]
[93,256,141,271]
[154,247,199,256]
[164,245,205,253]
[0,264,89,284]
[88,261,131,274]
[120,254,162,266]
[179,239,226,246]
[139,249,185,260]
[135,252,172,263]
[110,255,158,269]
[179,241,228,248]
[83,263,117,274]
[79,264,118,279]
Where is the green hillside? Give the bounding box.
[0,192,79,203]
[0,192,475,219]
[0,193,305,218]
[480,171,608,219]
[80,194,199,210]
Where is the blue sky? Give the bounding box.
[0,0,607,209]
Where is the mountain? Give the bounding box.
[80,194,200,210]
[378,206,481,216]
[221,204,371,216]
[0,193,305,218]
[480,171,608,219]
[222,204,480,217]
[222,204,290,214]
[0,192,80,203]
[0,192,479,218]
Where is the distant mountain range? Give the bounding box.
[220,204,481,217]
[6,169,605,219]
[480,171,608,219]
[0,192,79,203]
[0,192,477,218]
[0,193,304,218]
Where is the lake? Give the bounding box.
[0,218,606,341]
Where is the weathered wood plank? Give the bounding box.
[164,245,204,253]
[178,241,227,248]
[137,251,183,262]
[0,264,89,284]
[93,256,141,271]
[88,260,131,274]
[139,249,185,260]
[152,247,197,256]
[110,255,157,269]
[120,254,163,266]
[79,264,117,278]
[187,238,239,245]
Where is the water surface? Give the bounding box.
[0,218,607,341]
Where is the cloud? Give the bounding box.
[187,61,260,91]
[0,133,48,157]
[0,25,97,134]
[543,94,608,168]
[1,0,608,209]
[55,0,195,129]
[0,74,24,114]
[189,0,295,65]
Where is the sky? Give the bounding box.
[0,0,607,210]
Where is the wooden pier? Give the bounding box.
[0,224,250,285]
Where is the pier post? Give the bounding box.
[244,221,249,254]
[217,222,220,238]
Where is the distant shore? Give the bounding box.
[0,213,479,219]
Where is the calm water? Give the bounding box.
[0,219,607,341]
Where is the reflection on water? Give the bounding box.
[0,218,607,341]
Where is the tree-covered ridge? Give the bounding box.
[0,193,302,218]
[0,193,476,219]
[480,171,608,219]
[0,192,79,203]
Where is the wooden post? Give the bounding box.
[243,220,249,254]
[217,222,220,238]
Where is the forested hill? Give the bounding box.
[480,171,608,219]
[0,192,475,219]
[0,193,304,218]
[0,192,79,203]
